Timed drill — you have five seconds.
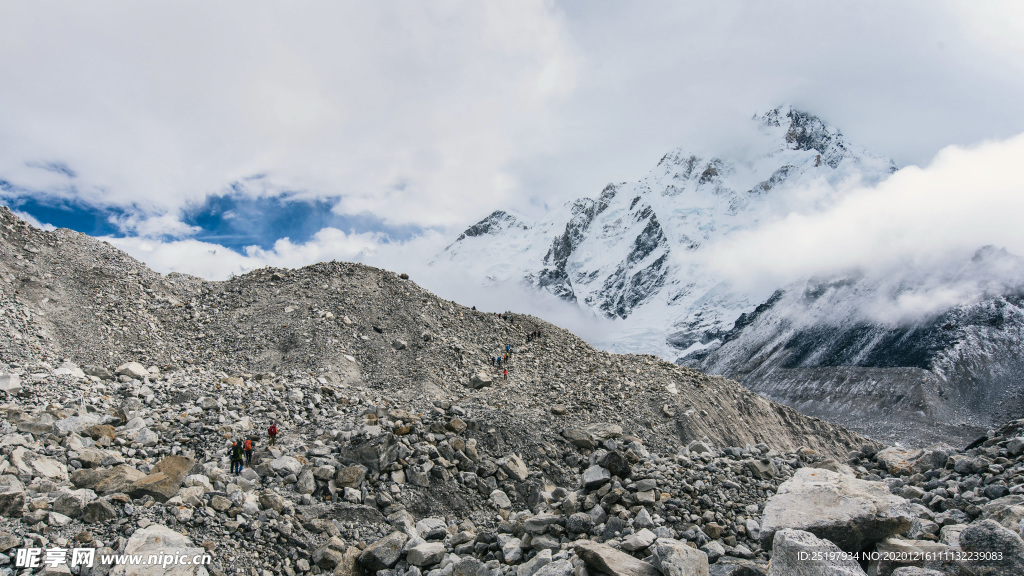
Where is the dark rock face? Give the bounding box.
[538,186,672,319]
[539,186,619,303]
[688,268,1024,446]
[759,106,898,173]
[453,211,520,243]
[595,211,670,319]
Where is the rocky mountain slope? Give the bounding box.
[438,106,896,360]
[0,207,862,457]
[4,207,1024,575]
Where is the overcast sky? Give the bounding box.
[2,1,1024,297]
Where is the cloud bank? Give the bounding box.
[705,133,1024,322]
[0,1,577,230]
[4,1,1024,238]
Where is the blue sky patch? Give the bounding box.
[1,180,425,253]
[181,191,424,251]
[0,184,128,236]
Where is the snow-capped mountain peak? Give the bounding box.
[439,106,897,358]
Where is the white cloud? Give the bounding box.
[106,227,442,281]
[4,2,1024,237]
[105,237,257,279]
[0,1,578,229]
[704,132,1024,318]
[113,213,201,238]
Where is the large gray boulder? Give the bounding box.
[0,373,22,395]
[0,529,18,552]
[573,540,660,576]
[585,423,623,440]
[955,519,1024,575]
[867,538,949,576]
[563,428,595,449]
[82,499,117,524]
[54,413,103,436]
[115,362,150,379]
[313,538,347,569]
[583,465,612,489]
[129,455,194,503]
[11,447,69,481]
[359,531,409,571]
[73,464,146,495]
[468,371,494,389]
[0,475,26,518]
[53,489,96,518]
[981,495,1024,532]
[406,541,446,566]
[518,549,552,576]
[76,446,125,468]
[270,456,304,477]
[533,560,574,576]
[760,467,915,552]
[502,453,529,481]
[768,529,866,576]
[110,524,209,575]
[336,465,366,488]
[650,538,710,576]
[296,469,315,494]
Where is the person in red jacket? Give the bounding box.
[243,438,254,465]
[268,423,278,447]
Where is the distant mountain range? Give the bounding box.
[438,106,1024,445]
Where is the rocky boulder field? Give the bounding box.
[1,206,1024,576]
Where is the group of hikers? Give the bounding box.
[492,344,513,380]
[489,329,544,381]
[227,422,279,475]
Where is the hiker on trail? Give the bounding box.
[268,423,278,447]
[229,441,244,475]
[243,438,254,465]
[503,368,508,380]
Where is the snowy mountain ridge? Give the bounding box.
[682,243,1024,444]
